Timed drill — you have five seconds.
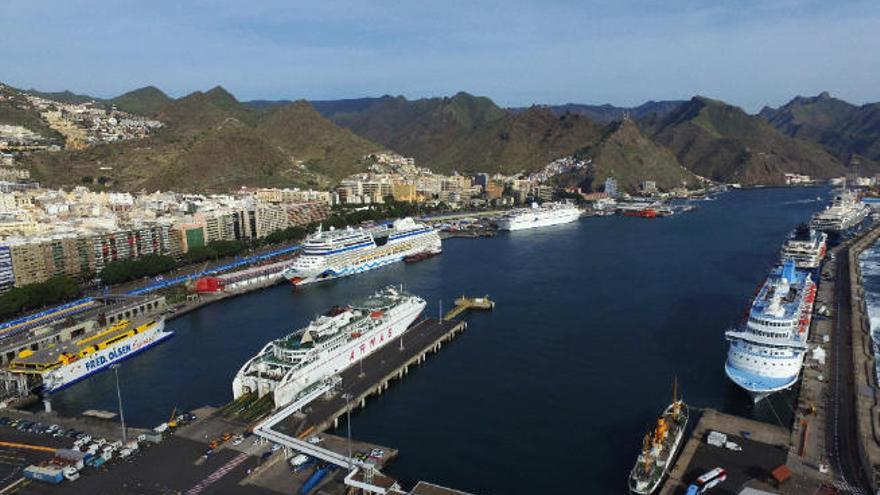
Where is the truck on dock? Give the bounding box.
[24,465,64,484]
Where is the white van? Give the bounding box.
[62,466,80,481]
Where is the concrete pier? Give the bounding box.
[274,317,469,437]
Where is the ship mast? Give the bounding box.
[672,376,682,419]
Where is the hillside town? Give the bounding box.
[0,83,162,151]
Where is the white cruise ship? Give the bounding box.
[232,286,425,408]
[496,202,581,231]
[9,319,172,393]
[282,218,441,286]
[724,261,816,402]
[780,225,827,269]
[810,190,870,232]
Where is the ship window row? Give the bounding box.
[737,355,790,367]
[751,329,787,339]
[738,344,792,358]
[749,317,793,328]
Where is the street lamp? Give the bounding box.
[111,364,127,444]
[341,393,353,471]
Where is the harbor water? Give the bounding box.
[48,187,828,494]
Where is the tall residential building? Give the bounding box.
[604,177,618,198]
[9,242,48,287]
[392,181,418,202]
[255,203,289,238]
[0,246,14,292]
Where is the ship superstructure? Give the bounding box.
[232,286,426,408]
[282,218,441,286]
[496,202,581,231]
[780,225,827,269]
[724,261,817,402]
[810,190,869,232]
[628,380,689,495]
[8,318,172,393]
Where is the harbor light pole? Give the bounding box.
[342,393,353,471]
[111,364,127,443]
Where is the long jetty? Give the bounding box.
[274,317,470,436]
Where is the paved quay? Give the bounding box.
[661,409,802,495]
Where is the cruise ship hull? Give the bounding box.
[42,320,173,393]
[724,361,799,403]
[282,225,441,286]
[284,247,440,286]
[233,298,425,408]
[497,209,581,231]
[724,265,815,403]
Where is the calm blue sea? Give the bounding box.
[48,187,830,494]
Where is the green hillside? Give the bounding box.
[570,119,695,192]
[760,92,880,170]
[110,86,172,116]
[23,88,383,192]
[646,97,847,184]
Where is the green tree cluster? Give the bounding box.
[99,254,177,285]
[0,276,81,320]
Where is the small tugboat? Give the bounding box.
[404,251,441,263]
[628,379,689,494]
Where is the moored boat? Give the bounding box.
[623,208,658,219]
[281,218,441,286]
[724,260,816,402]
[628,380,689,494]
[8,318,172,393]
[496,201,581,231]
[404,251,441,263]
[232,286,426,409]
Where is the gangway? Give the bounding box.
[251,377,399,494]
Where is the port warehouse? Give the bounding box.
[194,256,296,293]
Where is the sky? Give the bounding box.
[2,0,879,112]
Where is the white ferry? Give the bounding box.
[810,190,870,232]
[233,286,425,408]
[724,261,816,402]
[496,201,581,231]
[281,218,441,286]
[780,225,827,269]
[8,319,172,393]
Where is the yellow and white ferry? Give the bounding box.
[8,318,172,392]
